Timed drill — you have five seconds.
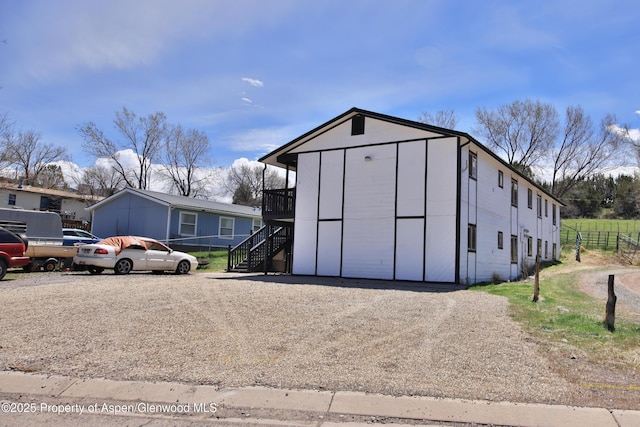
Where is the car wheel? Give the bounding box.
[44,260,57,272]
[114,259,133,275]
[0,259,7,280]
[88,266,104,275]
[175,260,191,275]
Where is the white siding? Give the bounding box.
[342,145,396,279]
[317,221,342,276]
[292,152,320,275]
[397,141,426,217]
[396,218,424,281]
[319,150,344,219]
[425,138,457,282]
[289,117,442,154]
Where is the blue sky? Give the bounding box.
[1,0,639,172]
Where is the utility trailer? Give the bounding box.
[0,208,79,271]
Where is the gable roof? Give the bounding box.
[88,188,262,217]
[259,107,564,206]
[260,107,472,168]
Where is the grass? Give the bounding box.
[562,218,640,233]
[470,254,640,367]
[188,249,229,272]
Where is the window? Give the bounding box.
[219,217,234,239]
[511,180,518,207]
[553,243,557,260]
[552,204,557,225]
[252,218,263,233]
[511,235,518,263]
[527,189,533,209]
[537,239,542,256]
[498,171,504,188]
[545,241,549,258]
[527,236,533,257]
[537,194,542,218]
[498,231,504,249]
[8,194,16,206]
[545,199,548,217]
[351,114,365,135]
[469,152,477,180]
[468,224,477,252]
[179,212,197,236]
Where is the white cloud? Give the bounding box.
[222,126,296,154]
[241,77,264,87]
[241,97,253,104]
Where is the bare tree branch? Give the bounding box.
[475,99,559,174]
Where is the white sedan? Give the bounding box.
[73,236,198,275]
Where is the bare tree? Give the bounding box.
[36,164,67,189]
[0,111,15,167]
[224,163,285,206]
[6,129,68,186]
[418,109,458,129]
[78,164,126,197]
[160,124,213,197]
[550,107,625,199]
[78,107,167,190]
[475,99,559,174]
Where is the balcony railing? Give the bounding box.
[262,188,295,221]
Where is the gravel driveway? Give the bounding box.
[0,271,627,408]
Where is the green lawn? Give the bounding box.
[562,218,640,233]
[189,249,229,272]
[469,255,640,367]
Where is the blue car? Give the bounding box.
[62,228,102,246]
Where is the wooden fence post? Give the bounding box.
[604,274,617,332]
[532,254,540,302]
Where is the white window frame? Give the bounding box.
[219,216,235,239]
[179,212,197,236]
[252,218,263,233]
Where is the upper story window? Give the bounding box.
[497,231,504,249]
[179,212,197,236]
[498,171,504,188]
[469,152,477,180]
[545,199,548,217]
[511,180,518,207]
[552,204,557,225]
[527,189,533,209]
[8,194,16,206]
[537,194,542,218]
[468,224,477,252]
[351,114,365,135]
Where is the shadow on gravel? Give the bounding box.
[213,272,467,293]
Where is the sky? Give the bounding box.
[1,0,639,181]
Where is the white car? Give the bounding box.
[73,236,198,275]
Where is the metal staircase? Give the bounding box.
[227,224,293,273]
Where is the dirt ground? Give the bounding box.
[539,250,640,409]
[0,254,639,411]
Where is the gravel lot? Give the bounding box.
[0,270,636,409]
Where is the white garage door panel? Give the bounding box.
[425,215,456,282]
[396,218,424,281]
[342,218,395,279]
[317,221,342,276]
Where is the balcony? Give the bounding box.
[262,188,295,224]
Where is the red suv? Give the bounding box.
[0,226,30,280]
